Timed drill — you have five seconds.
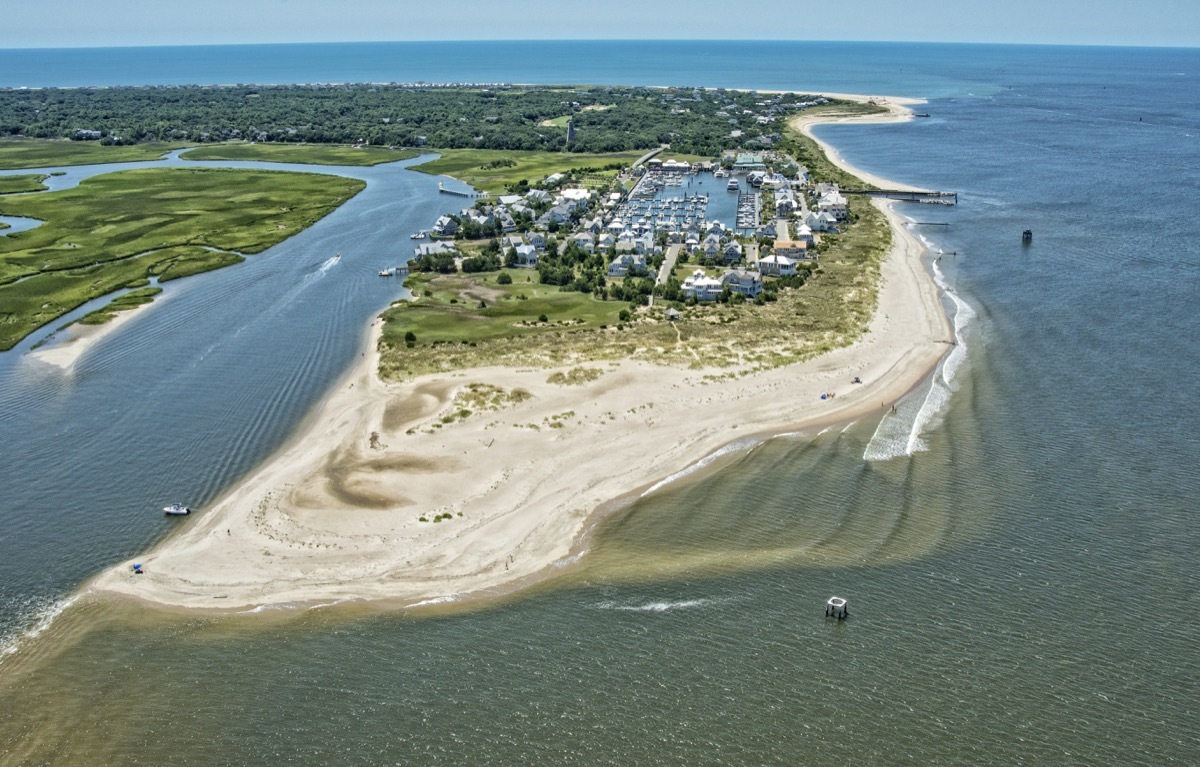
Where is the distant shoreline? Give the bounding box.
[88,91,952,613]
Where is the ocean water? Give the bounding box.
[1,42,1199,765]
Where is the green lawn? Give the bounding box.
[0,140,192,170]
[379,270,627,378]
[412,149,644,194]
[180,143,420,166]
[0,174,50,194]
[0,167,364,350]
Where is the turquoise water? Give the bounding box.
[1,42,1198,764]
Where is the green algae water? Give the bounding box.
[2,43,1199,764]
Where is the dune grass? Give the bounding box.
[0,174,50,194]
[412,149,644,194]
[0,167,364,350]
[180,143,420,166]
[0,140,192,170]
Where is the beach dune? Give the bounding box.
[89,95,950,611]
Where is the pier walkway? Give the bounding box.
[843,189,957,205]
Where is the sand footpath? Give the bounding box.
[90,94,951,611]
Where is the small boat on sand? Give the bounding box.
[163,503,191,516]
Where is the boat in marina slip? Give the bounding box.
[163,503,191,516]
[726,178,739,191]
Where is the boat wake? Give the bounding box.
[863,259,975,462]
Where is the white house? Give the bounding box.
[682,269,725,302]
[559,188,592,208]
[804,211,838,232]
[512,244,539,268]
[757,254,798,276]
[818,191,848,220]
[525,189,552,204]
[793,223,815,246]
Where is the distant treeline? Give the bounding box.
[0,84,823,155]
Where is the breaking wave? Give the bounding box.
[864,258,975,462]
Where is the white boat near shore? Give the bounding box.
[163,503,191,516]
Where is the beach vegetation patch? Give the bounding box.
[547,367,604,386]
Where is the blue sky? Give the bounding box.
[6,0,1199,48]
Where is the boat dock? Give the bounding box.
[438,182,486,198]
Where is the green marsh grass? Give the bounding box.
[180,143,419,166]
[0,140,192,170]
[0,167,364,349]
[411,149,643,194]
[0,174,49,194]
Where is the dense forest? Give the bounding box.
[0,84,825,156]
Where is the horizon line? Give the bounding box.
[3,38,1198,52]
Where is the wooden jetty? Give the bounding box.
[438,182,486,198]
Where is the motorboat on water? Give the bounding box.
[378,268,395,277]
[163,503,191,516]
[726,178,740,191]
[410,231,425,239]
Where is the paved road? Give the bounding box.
[775,218,789,240]
[657,243,683,285]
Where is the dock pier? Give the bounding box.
[844,189,958,205]
[438,182,486,199]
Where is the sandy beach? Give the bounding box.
[28,300,156,371]
[89,95,951,611]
